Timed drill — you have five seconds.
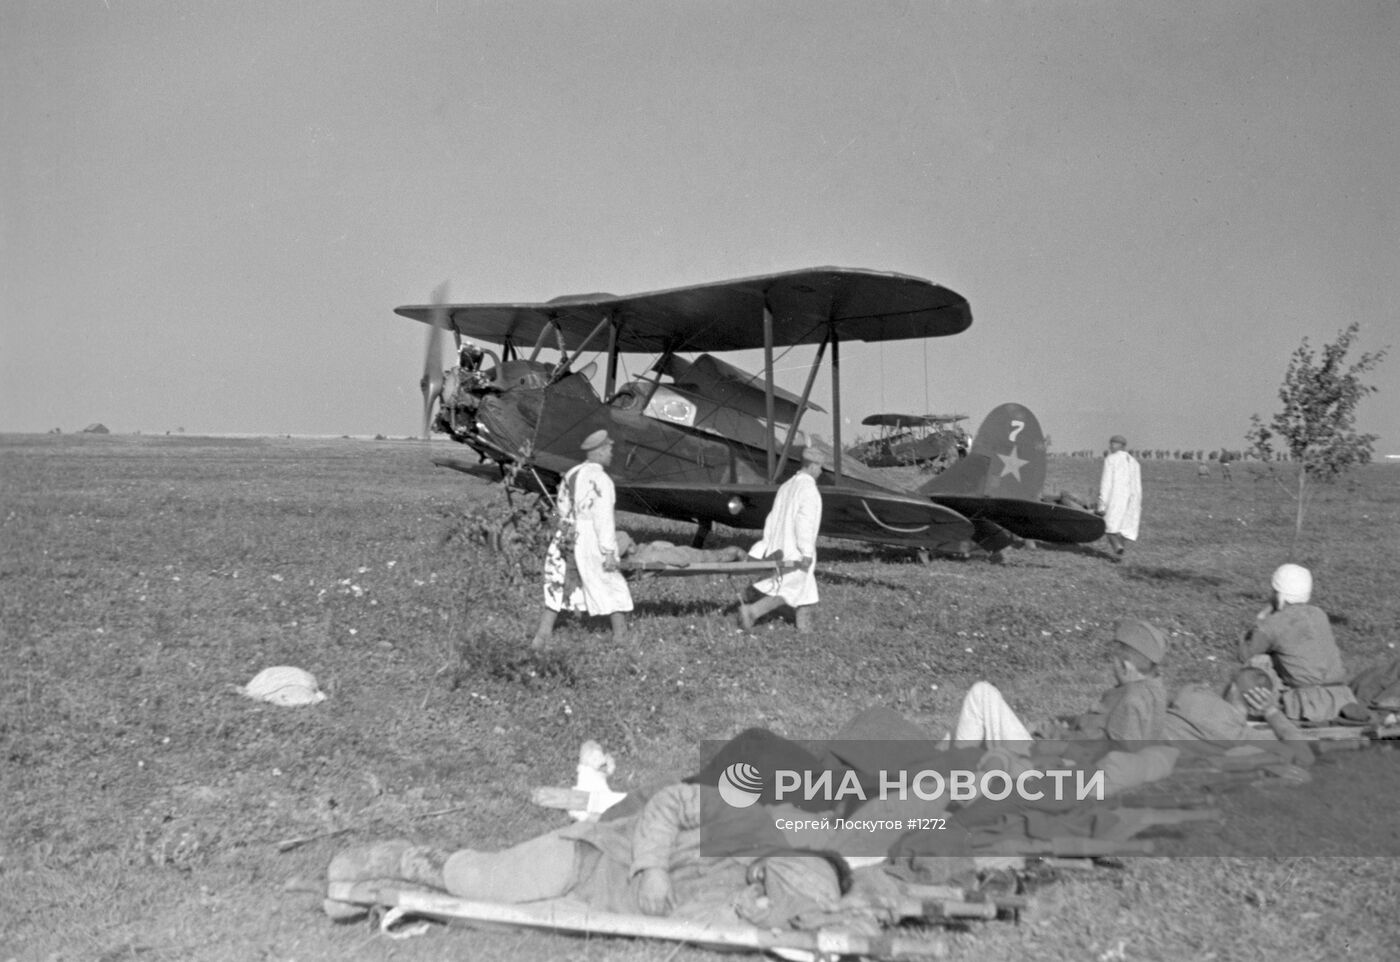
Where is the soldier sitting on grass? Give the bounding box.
[1237,564,1367,724]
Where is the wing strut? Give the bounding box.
[604,316,620,397]
[763,306,776,482]
[526,317,557,364]
[830,327,843,482]
[555,313,612,380]
[776,333,829,470]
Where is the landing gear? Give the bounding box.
[691,519,712,549]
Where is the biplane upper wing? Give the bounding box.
[612,481,976,551]
[395,267,970,355]
[861,413,968,428]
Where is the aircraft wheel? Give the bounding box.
[916,548,931,566]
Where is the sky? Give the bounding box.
[3,0,1397,454]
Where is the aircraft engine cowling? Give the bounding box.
[473,394,539,463]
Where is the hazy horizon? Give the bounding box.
[4,1,1396,453]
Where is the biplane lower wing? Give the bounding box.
[613,481,975,551]
[432,456,556,493]
[928,495,1106,545]
[823,486,976,549]
[429,466,977,551]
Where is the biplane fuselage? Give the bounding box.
[847,429,960,469]
[846,414,971,470]
[435,356,948,545]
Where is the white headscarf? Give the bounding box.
[1271,563,1313,605]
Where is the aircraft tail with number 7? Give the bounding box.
[919,403,1046,500]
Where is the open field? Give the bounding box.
[2,433,1398,961]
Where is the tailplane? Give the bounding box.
[917,403,1047,500]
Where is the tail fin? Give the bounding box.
[917,403,1047,499]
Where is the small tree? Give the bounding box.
[1246,322,1387,551]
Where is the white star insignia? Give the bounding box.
[997,446,1028,480]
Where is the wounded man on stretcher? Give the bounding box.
[614,530,749,569]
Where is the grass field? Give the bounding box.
[2,433,1398,961]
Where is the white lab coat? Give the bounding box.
[747,471,822,607]
[544,462,634,616]
[1098,450,1142,541]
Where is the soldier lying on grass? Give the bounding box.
[321,724,1024,932]
[949,619,1170,748]
[936,620,1181,796]
[322,779,849,929]
[1164,666,1315,767]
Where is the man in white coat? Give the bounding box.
[532,430,634,649]
[737,446,824,633]
[1097,434,1142,560]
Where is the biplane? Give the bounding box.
[398,268,1103,558]
[846,412,970,469]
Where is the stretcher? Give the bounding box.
[326,881,953,960]
[616,559,806,578]
[1246,721,1400,741]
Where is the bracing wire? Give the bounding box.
[923,339,930,414]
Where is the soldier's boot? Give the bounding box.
[794,606,815,634]
[739,594,784,631]
[323,840,449,921]
[736,599,756,631]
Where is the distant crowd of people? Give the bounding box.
[1067,447,1262,463]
